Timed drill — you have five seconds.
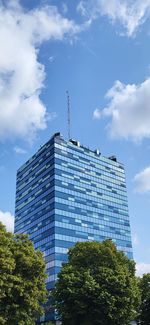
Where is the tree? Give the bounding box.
[137,273,150,324]
[54,240,140,325]
[41,321,55,324]
[0,222,47,325]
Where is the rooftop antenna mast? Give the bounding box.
[66,90,71,140]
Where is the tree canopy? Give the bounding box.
[54,240,140,325]
[0,222,47,325]
[137,273,150,324]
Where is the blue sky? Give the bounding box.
[0,0,150,275]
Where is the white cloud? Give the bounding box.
[132,233,139,246]
[49,56,55,63]
[136,263,150,276]
[0,0,79,142]
[77,0,150,36]
[14,146,27,154]
[134,166,150,192]
[93,78,150,141]
[0,210,14,232]
[93,108,102,119]
[62,3,68,14]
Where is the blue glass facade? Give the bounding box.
[14,132,133,321]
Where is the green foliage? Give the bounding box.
[41,321,55,325]
[0,222,47,325]
[137,273,150,324]
[54,240,140,325]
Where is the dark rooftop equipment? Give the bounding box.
[95,149,101,156]
[54,132,61,137]
[109,155,117,162]
[70,139,80,147]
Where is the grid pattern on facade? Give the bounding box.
[15,133,133,294]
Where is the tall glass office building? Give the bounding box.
[15,132,133,321]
